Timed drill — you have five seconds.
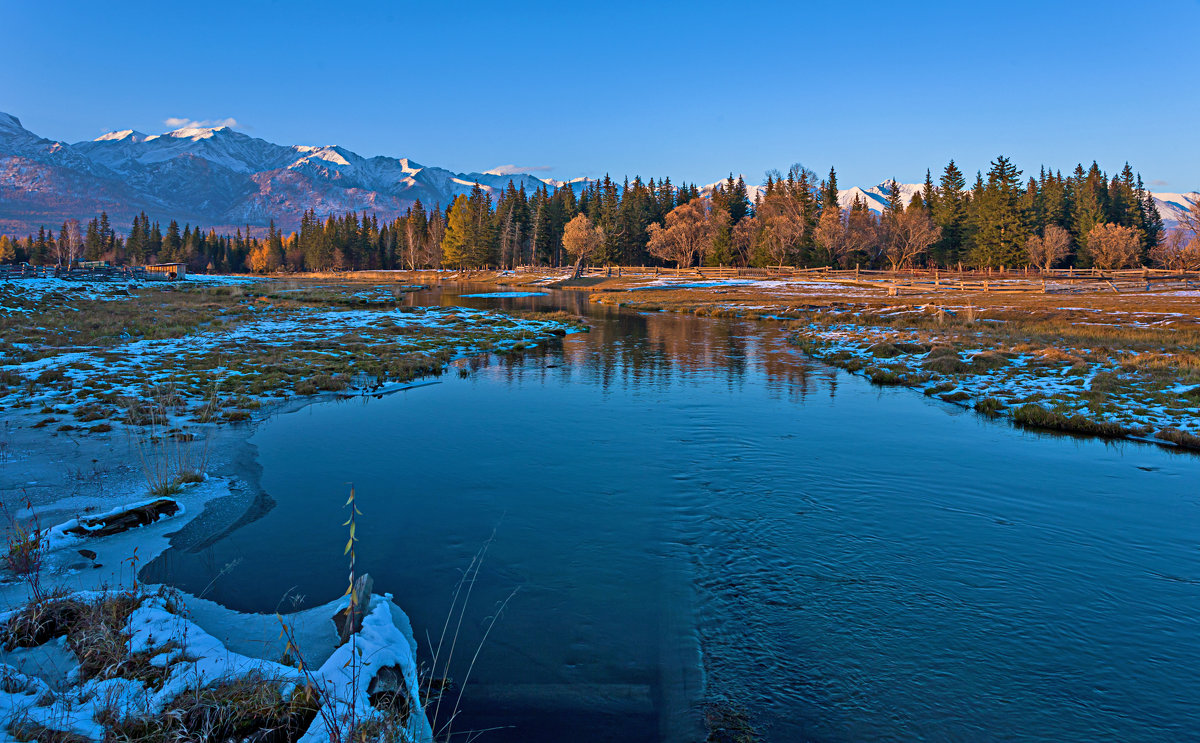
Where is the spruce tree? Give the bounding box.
[969,156,1029,267]
[932,160,968,266]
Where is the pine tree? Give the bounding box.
[969,156,1029,267]
[822,167,840,213]
[922,169,937,215]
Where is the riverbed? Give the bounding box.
[145,284,1200,742]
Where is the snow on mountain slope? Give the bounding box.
[1,111,1196,235]
[76,125,297,174]
[837,182,926,212]
[1152,192,1200,227]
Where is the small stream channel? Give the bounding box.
[147,284,1200,742]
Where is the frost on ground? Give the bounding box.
[787,305,1200,446]
[0,276,583,436]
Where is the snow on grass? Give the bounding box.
[0,472,432,742]
[793,320,1200,444]
[0,278,144,313]
[0,297,582,432]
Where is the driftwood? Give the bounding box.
[332,573,374,646]
[63,499,180,538]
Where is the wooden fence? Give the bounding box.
[0,264,150,281]
[519,264,1200,295]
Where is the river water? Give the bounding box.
[148,285,1200,742]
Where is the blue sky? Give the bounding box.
[4,0,1198,191]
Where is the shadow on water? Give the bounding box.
[145,283,1200,742]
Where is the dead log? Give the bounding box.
[63,499,180,538]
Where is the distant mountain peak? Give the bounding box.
[0,111,26,133]
[94,129,147,143]
[149,125,233,142]
[1,111,1194,236]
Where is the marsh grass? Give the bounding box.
[130,393,209,497]
[106,671,320,743]
[1,497,46,601]
[974,397,1005,416]
[1155,427,1200,450]
[1011,404,1136,438]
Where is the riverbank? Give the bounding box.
[443,267,1200,452]
[0,274,586,741]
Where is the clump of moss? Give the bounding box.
[311,374,349,392]
[705,703,762,743]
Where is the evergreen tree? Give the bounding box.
[969,155,1029,267]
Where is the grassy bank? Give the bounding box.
[0,276,586,436]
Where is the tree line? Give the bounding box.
[1,157,1197,272]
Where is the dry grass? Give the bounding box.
[1156,427,1200,450]
[1011,404,1137,439]
[106,672,320,743]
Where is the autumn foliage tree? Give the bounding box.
[884,208,942,269]
[1085,223,1142,269]
[646,198,712,268]
[813,208,847,267]
[1024,224,1072,270]
[562,213,604,278]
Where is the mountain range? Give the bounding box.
[1,112,1196,235]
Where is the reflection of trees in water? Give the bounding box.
[415,284,838,400]
[563,308,830,402]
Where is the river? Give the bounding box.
[146,284,1200,742]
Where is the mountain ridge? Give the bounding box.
[1,112,1196,235]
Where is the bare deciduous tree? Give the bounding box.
[404,217,424,270]
[56,219,82,266]
[757,195,810,268]
[1178,199,1200,237]
[884,208,941,270]
[845,208,881,266]
[1086,222,1142,269]
[1151,227,1200,270]
[731,215,757,267]
[813,208,847,267]
[563,213,604,278]
[1025,224,1071,270]
[424,211,445,268]
[647,198,711,269]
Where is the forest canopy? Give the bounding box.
[4,157,1197,273]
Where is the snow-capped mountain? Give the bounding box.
[0,113,578,234]
[1,112,1196,235]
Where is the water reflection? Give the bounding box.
[146,283,1200,743]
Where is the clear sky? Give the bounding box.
[3,0,1198,191]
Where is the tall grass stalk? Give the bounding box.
[130,392,209,497]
